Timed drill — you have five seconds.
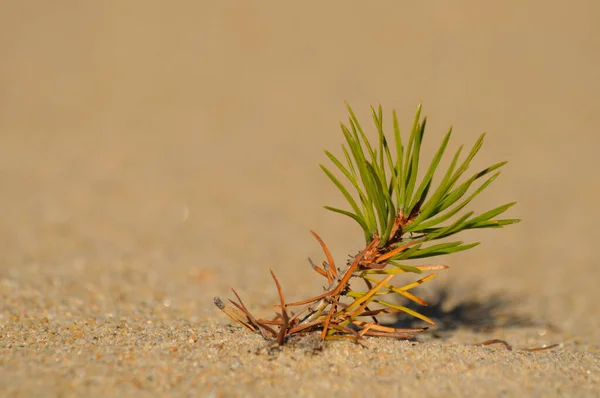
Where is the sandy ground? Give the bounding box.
[1,1,599,397]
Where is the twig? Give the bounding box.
[474,339,559,352]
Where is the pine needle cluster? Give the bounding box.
[215,103,519,345]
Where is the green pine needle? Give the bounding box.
[322,102,520,258]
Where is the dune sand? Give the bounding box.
[1,1,599,396]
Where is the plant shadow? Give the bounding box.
[386,285,549,337]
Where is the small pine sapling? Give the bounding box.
[214,103,519,345]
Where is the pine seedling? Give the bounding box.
[214,103,519,345]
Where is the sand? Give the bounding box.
[1,1,599,397]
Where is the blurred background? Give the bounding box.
[1,1,598,343]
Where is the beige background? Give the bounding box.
[1,1,599,396]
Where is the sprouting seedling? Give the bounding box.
[214,102,519,345]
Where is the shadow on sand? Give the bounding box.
[388,286,548,335]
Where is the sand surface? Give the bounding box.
[1,1,599,397]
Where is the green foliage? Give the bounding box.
[321,103,519,261]
[216,102,522,344]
